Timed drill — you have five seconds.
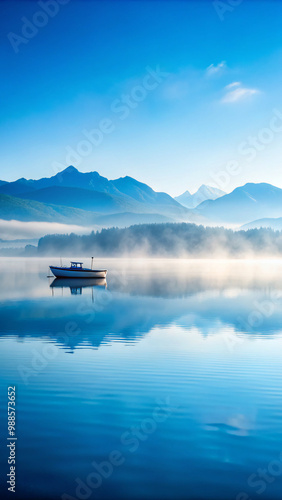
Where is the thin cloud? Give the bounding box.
[225,81,241,90]
[206,61,226,77]
[222,82,260,103]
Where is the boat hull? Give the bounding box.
[50,266,107,279]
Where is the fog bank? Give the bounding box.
[0,219,93,241]
[37,223,282,259]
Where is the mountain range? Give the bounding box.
[0,167,179,209]
[1,168,282,231]
[196,183,282,225]
[0,167,204,227]
[175,185,226,208]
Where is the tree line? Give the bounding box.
[37,223,282,258]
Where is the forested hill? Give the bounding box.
[37,223,282,258]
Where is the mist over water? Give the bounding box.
[38,223,282,260]
[0,219,93,241]
[0,258,282,499]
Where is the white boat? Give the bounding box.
[50,259,107,279]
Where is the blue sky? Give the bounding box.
[2,0,282,195]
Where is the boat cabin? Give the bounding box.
[70,262,83,269]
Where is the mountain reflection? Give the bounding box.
[0,259,282,350]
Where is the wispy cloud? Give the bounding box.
[206,61,226,77]
[222,82,260,103]
[225,81,241,90]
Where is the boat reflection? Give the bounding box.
[50,277,107,296]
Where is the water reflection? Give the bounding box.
[1,259,282,500]
[0,259,282,350]
[50,277,107,296]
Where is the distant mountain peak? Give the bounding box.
[0,167,190,224]
[61,165,79,174]
[175,185,225,208]
[115,175,138,183]
[198,184,225,194]
[196,182,282,225]
[58,167,109,182]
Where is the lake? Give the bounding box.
[0,258,282,500]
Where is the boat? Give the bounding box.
[49,259,107,279]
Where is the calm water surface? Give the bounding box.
[0,258,282,500]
